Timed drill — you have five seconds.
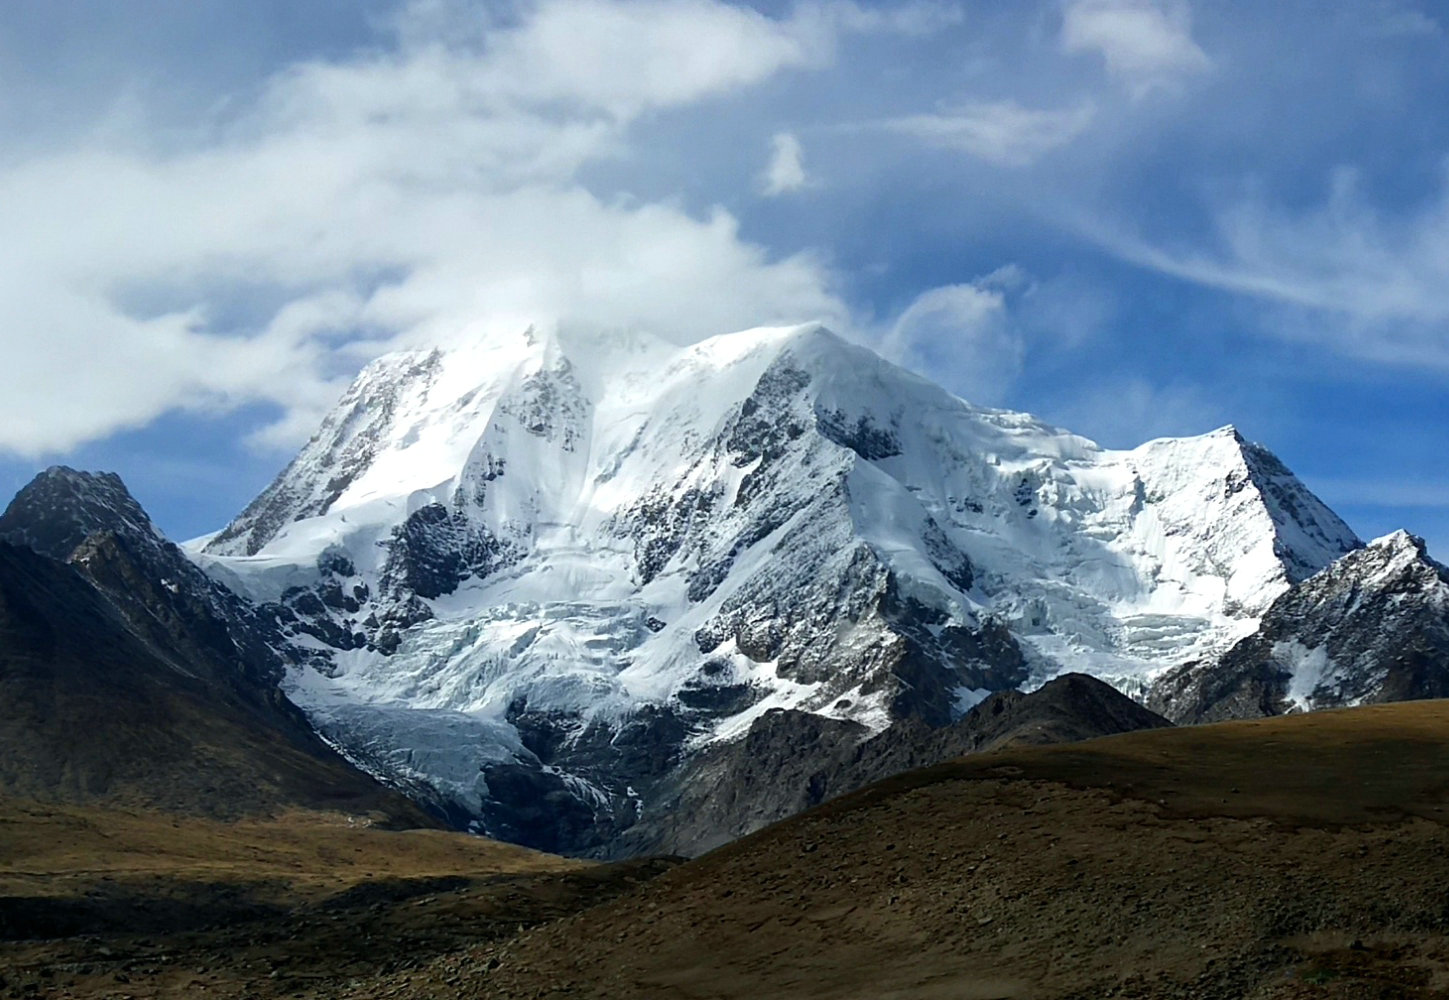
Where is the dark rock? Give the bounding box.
[614,673,1169,857]
[380,502,519,601]
[1149,533,1449,723]
[0,467,160,562]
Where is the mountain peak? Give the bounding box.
[1337,529,1448,588]
[0,466,161,561]
[187,322,1375,844]
[1369,529,1428,556]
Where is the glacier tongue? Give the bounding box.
[188,322,1360,846]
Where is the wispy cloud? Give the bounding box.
[880,266,1031,404]
[1060,0,1211,98]
[759,131,809,196]
[879,100,1096,166]
[1369,2,1441,39]
[1075,165,1449,367]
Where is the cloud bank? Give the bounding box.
[0,0,955,455]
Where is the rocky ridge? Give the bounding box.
[1149,530,1449,722]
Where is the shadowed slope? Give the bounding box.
[0,541,428,823]
[616,672,1170,857]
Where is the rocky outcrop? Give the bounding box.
[1148,532,1449,723]
[615,673,1171,857]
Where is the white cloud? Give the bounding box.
[881,267,1029,404]
[1077,165,1449,368]
[0,0,963,456]
[1061,0,1211,98]
[760,132,809,195]
[882,100,1095,166]
[464,0,832,118]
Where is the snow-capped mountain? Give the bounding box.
[1149,530,1449,722]
[189,322,1364,850]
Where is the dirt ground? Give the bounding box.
[0,801,673,999]
[8,701,1449,999]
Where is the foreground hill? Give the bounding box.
[7,701,1449,998]
[411,700,1449,1000]
[0,793,671,997]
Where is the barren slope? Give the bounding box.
[418,701,1449,1000]
[0,795,673,998]
[0,541,428,824]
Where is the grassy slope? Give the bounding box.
[0,794,674,997]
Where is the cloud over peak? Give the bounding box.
[0,0,952,455]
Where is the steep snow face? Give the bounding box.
[190,323,1359,837]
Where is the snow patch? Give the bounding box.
[1273,640,1336,712]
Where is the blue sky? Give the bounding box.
[0,0,1446,556]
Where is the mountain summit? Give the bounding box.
[191,323,1362,850]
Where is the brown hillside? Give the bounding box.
[0,541,429,824]
[437,701,1449,1000]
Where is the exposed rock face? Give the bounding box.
[1148,531,1449,723]
[0,466,164,563]
[614,673,1172,858]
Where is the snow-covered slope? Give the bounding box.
[190,323,1361,849]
